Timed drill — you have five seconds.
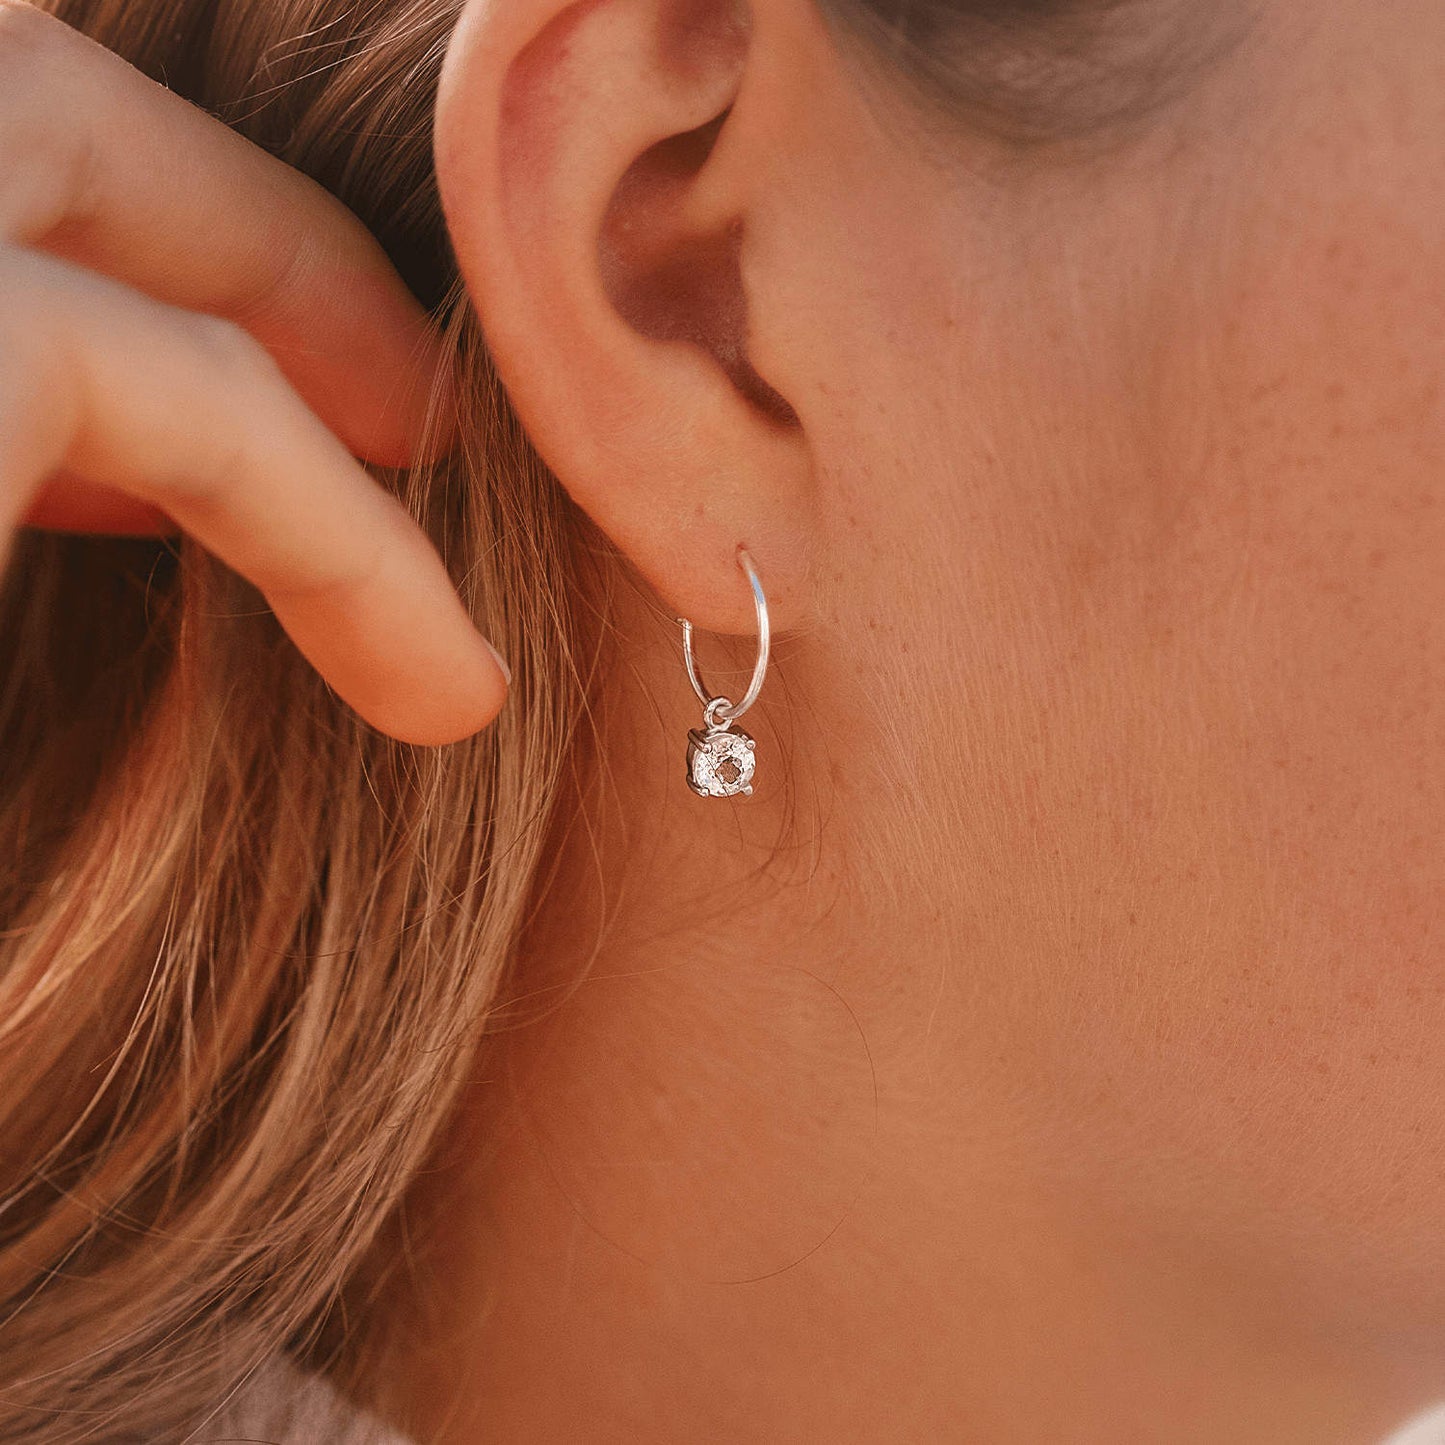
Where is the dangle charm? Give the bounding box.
[685,697,758,798]
[677,546,770,800]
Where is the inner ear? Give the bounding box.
[599,112,800,428]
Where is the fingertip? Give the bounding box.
[342,341,458,470]
[382,634,510,745]
[376,278,460,465]
[415,345,461,462]
[463,632,513,729]
[268,586,509,746]
[481,635,512,686]
[376,320,461,468]
[255,276,458,470]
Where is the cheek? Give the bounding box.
[914,71,1444,1334]
[1051,70,1445,1329]
[1157,93,1445,1022]
[1169,1,1445,993]
[1208,226,1444,1005]
[767,1,1445,1331]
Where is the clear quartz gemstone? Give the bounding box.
[687,726,757,798]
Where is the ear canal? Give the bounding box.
[601,113,801,428]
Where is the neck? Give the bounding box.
[377,571,1432,1445]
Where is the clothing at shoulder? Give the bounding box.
[193,1365,1445,1445]
[195,1352,416,1445]
[1386,1406,1445,1445]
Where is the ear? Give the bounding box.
[434,0,817,634]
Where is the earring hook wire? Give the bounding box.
[676,545,770,725]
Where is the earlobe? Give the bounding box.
[435,0,816,635]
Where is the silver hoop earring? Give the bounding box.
[676,545,770,798]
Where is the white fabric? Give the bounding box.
[1383,1404,1445,1445]
[201,1355,1445,1445]
[196,1354,413,1444]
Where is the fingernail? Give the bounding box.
[483,636,512,686]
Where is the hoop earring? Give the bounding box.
[676,545,770,798]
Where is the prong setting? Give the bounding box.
[685,722,758,798]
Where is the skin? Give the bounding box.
[5,0,1442,1438]
[379,0,1443,1440]
[0,0,510,743]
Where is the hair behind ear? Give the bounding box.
[0,2,587,1437]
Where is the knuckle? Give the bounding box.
[0,1,54,61]
[0,5,100,236]
[229,227,317,331]
[0,244,43,335]
[0,3,66,111]
[187,312,275,386]
[0,248,64,460]
[162,428,250,517]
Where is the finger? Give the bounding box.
[22,470,172,535]
[0,0,453,470]
[0,246,508,745]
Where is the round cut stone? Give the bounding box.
[688,726,757,798]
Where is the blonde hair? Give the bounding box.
[0,1,596,1437]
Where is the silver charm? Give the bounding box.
[686,698,758,797]
[677,546,770,800]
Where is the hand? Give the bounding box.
[0,0,510,745]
